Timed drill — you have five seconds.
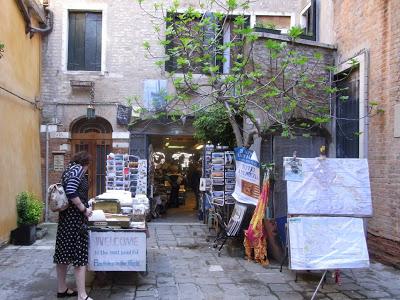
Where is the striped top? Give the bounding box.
[62,163,85,200]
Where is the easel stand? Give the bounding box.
[311,270,328,300]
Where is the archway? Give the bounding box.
[71,116,113,198]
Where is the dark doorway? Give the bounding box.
[261,123,330,218]
[335,69,360,158]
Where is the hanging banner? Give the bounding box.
[232,147,260,205]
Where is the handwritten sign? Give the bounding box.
[88,231,146,271]
[232,147,260,205]
[117,105,132,125]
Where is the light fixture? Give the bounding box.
[86,104,95,119]
[195,144,204,150]
[168,145,185,149]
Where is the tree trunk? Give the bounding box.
[224,101,243,147]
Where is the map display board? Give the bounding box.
[288,217,370,270]
[285,158,372,216]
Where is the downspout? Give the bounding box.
[45,124,49,222]
[29,9,53,36]
[16,0,53,37]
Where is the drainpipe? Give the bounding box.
[45,124,49,222]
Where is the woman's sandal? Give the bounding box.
[57,288,78,298]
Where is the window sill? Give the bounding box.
[63,70,105,76]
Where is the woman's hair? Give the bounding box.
[71,151,91,166]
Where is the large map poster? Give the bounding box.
[288,217,370,270]
[285,158,372,216]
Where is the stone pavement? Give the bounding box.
[1,223,400,300]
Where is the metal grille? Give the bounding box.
[96,143,110,195]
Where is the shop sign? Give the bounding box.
[88,231,146,271]
[232,147,260,205]
[53,154,65,171]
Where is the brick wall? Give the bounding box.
[334,0,400,267]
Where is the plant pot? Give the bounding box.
[254,27,281,35]
[10,224,37,245]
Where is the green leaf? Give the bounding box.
[226,0,238,10]
[288,26,303,39]
[143,41,150,50]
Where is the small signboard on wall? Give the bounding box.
[117,104,132,125]
[53,154,65,171]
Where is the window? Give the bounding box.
[143,80,168,111]
[68,12,102,71]
[335,69,360,158]
[300,0,316,40]
[165,13,249,74]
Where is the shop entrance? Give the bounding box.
[149,135,203,223]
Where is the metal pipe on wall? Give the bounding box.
[45,124,49,222]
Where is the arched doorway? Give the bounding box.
[71,116,113,198]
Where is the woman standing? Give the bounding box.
[53,151,93,300]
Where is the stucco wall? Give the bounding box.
[0,1,43,244]
[334,0,400,267]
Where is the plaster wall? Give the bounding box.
[0,1,43,244]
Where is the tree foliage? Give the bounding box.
[193,103,236,147]
[136,0,380,147]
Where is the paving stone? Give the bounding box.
[274,291,305,300]
[342,290,367,299]
[269,283,294,292]
[326,292,352,300]
[357,290,391,298]
[177,283,204,299]
[157,286,178,300]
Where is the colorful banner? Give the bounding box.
[232,147,260,205]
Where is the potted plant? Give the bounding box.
[254,22,281,34]
[10,192,43,245]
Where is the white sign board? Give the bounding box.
[232,147,260,205]
[89,231,146,271]
[285,158,372,216]
[53,155,65,171]
[288,217,370,270]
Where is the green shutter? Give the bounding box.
[68,12,102,71]
[68,12,86,70]
[85,13,102,71]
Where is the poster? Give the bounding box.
[286,158,372,216]
[288,217,370,270]
[232,147,260,205]
[89,231,146,271]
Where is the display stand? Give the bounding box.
[283,149,372,299]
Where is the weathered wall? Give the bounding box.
[0,1,43,245]
[334,0,400,267]
[40,0,305,203]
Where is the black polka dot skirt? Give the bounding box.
[53,176,89,267]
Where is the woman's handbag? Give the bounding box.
[48,183,69,212]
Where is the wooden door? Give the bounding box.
[71,116,113,199]
[72,137,111,198]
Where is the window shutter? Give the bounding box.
[203,12,217,69]
[68,12,86,70]
[165,14,176,72]
[84,13,102,71]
